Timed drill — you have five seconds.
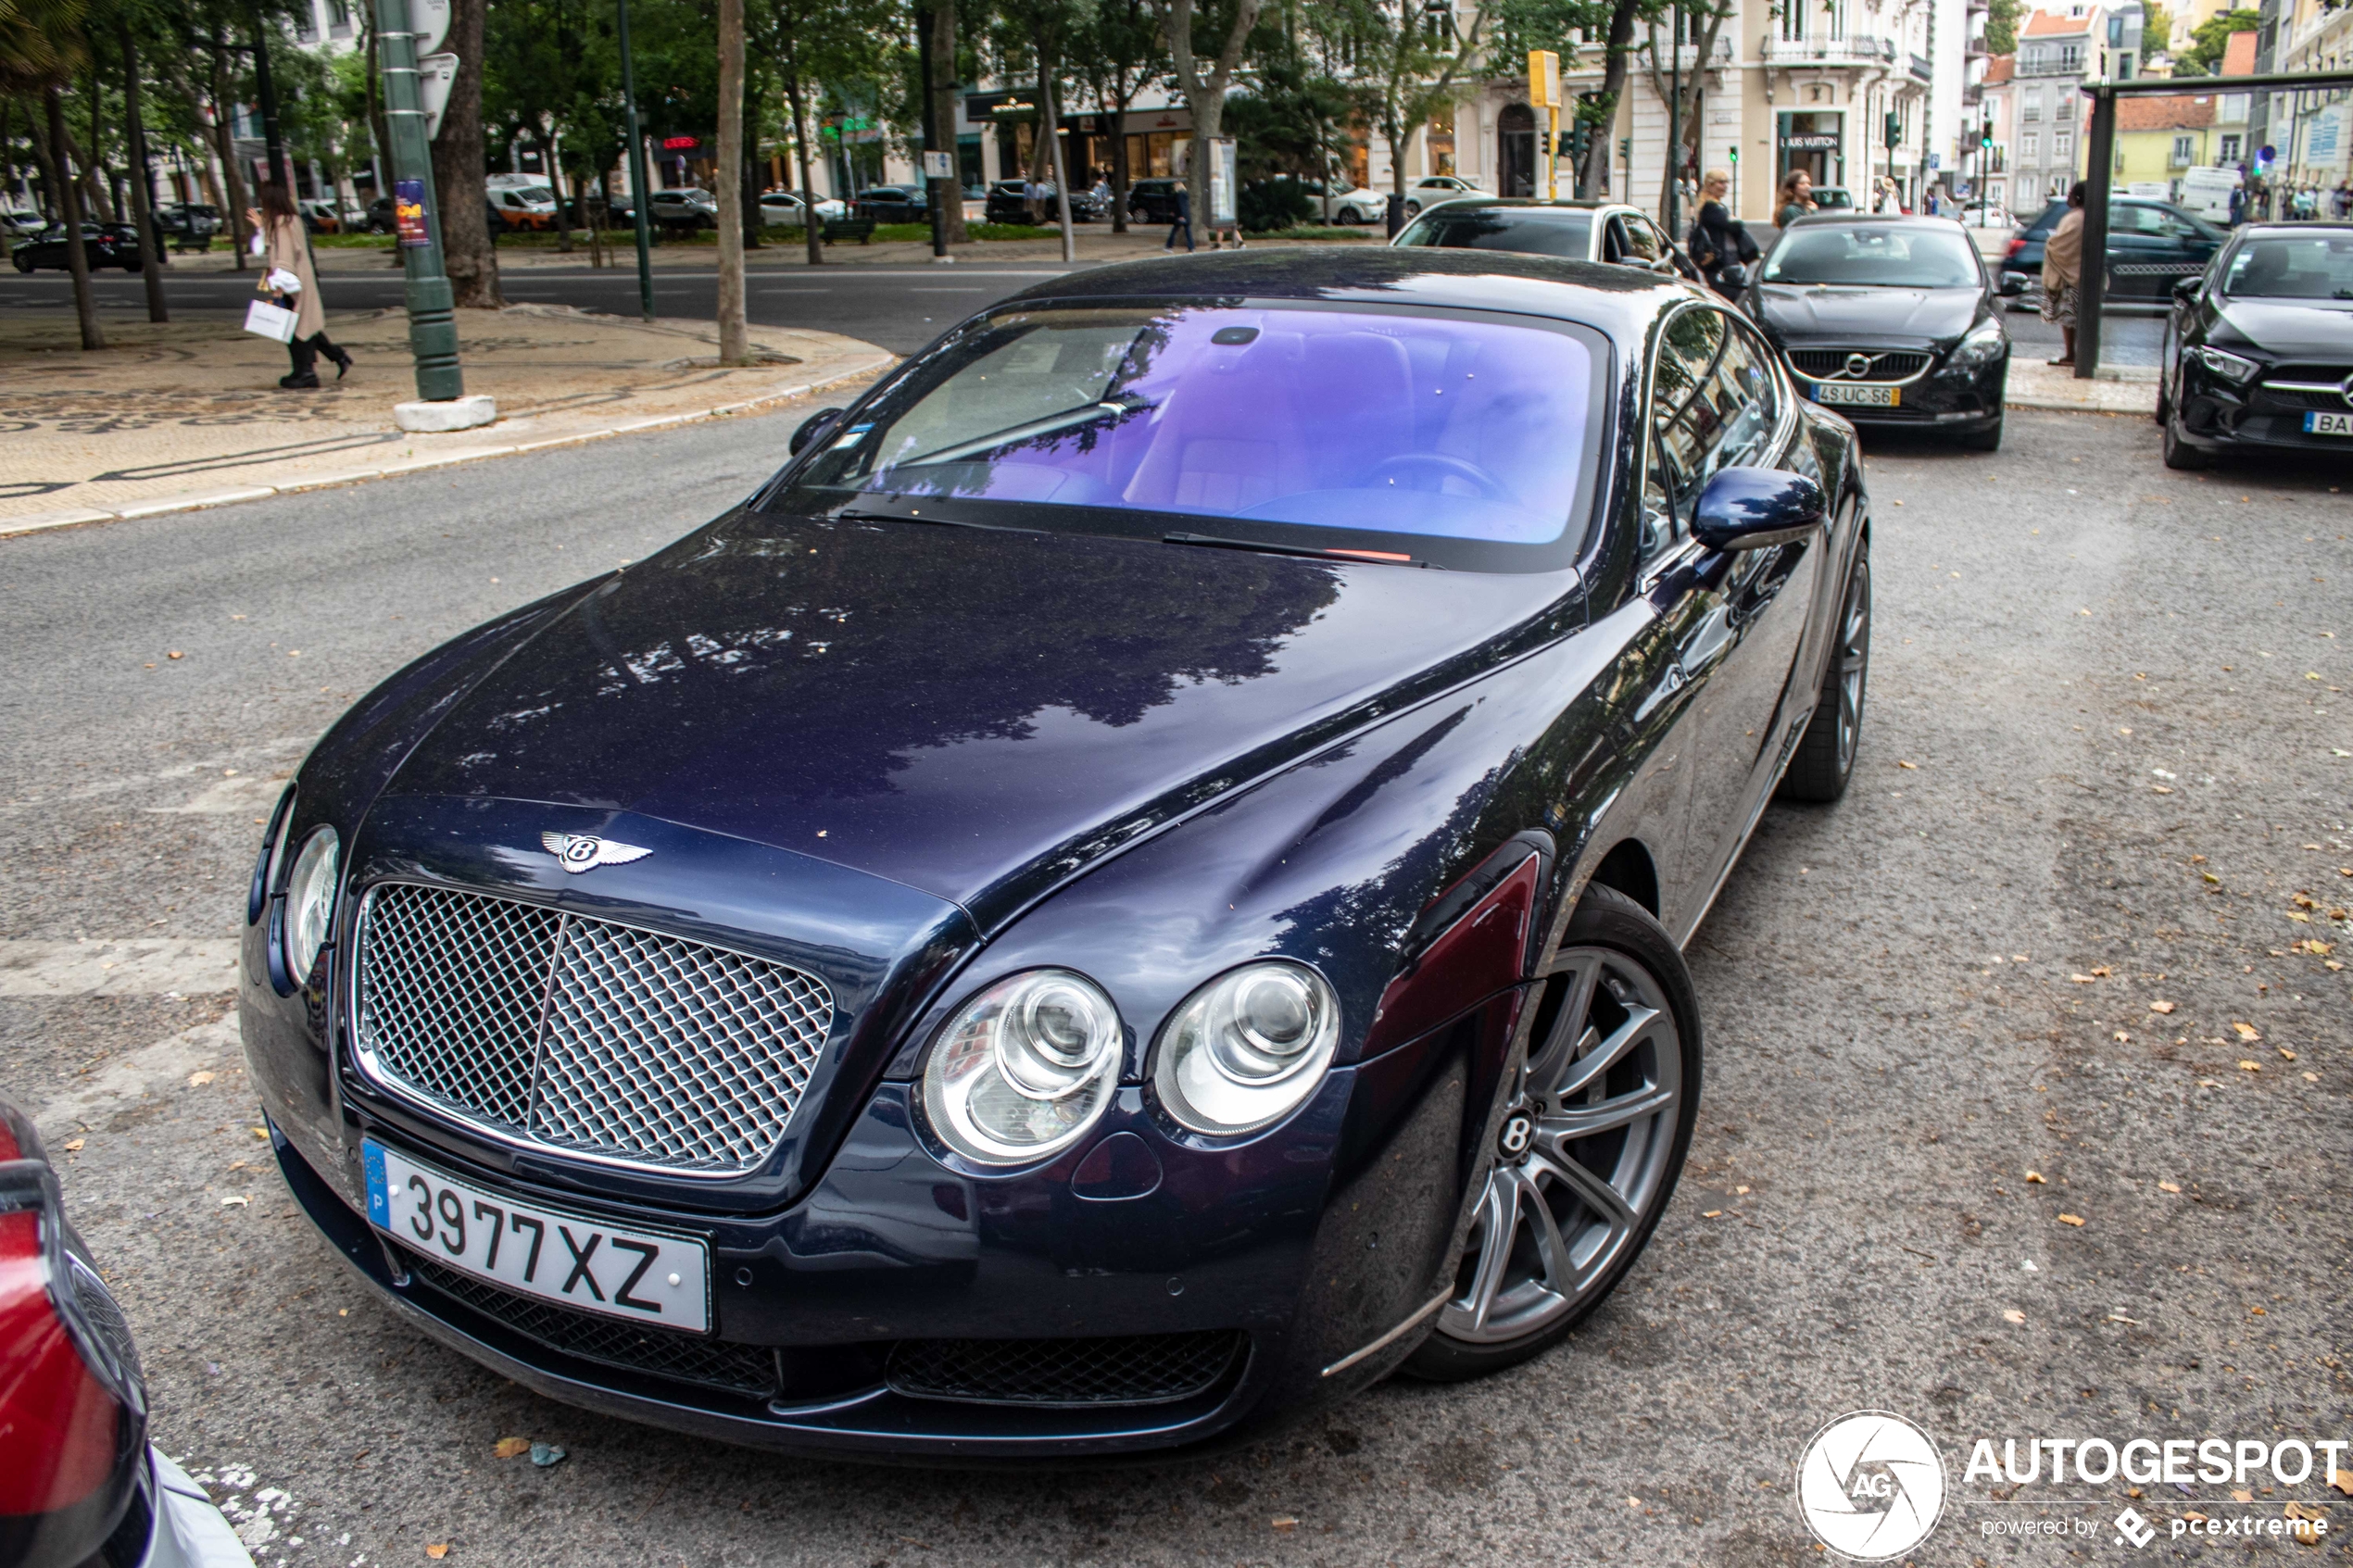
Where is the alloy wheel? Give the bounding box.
[1832,554,1871,776]
[1437,945,1686,1344]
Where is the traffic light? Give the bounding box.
[1567,120,1592,165]
[1728,145,1739,165]
[1980,117,1994,150]
[1884,110,1902,150]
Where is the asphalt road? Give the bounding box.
[0,259,1080,354]
[1,407,2346,1566]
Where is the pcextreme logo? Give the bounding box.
[1796,1411,1948,1562]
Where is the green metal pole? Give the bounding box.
[615,0,656,321]
[372,0,462,399]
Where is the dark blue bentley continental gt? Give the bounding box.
[242,249,1872,1461]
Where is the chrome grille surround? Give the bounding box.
[353,883,834,1176]
[1788,347,1933,383]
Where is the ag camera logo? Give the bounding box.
[1796,1411,1947,1561]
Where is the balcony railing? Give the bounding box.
[1762,34,1897,68]
[1910,52,1934,81]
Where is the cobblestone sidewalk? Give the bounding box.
[1,304,890,533]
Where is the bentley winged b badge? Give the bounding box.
[541,832,653,873]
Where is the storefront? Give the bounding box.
[1779,114,1844,191]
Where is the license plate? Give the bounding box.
[2305,409,2353,436]
[1811,382,1899,407]
[362,1138,711,1333]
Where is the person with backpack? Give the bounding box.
[1688,169,1759,303]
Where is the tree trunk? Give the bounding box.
[1577,0,1641,197]
[120,24,169,320]
[782,56,823,265]
[922,0,967,245]
[1109,82,1131,232]
[1163,0,1260,242]
[714,0,749,363]
[1040,69,1075,261]
[206,68,251,272]
[46,87,104,351]
[431,0,502,307]
[82,65,117,220]
[738,65,761,250]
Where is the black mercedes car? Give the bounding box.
[852,184,929,223]
[10,220,143,273]
[984,179,1107,225]
[243,249,1871,1463]
[1750,214,2010,450]
[2158,222,2353,469]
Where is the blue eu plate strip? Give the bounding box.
[362,1138,389,1228]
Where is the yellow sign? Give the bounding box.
[1528,51,1562,198]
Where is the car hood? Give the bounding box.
[1755,284,1982,345]
[2215,298,2353,360]
[382,511,1571,930]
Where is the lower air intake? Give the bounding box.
[886,1330,1245,1408]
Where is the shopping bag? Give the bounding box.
[265,267,303,295]
[244,298,298,344]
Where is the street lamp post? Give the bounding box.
[371,0,463,400]
[614,0,657,322]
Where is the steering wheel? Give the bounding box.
[1365,453,1513,501]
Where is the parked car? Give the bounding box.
[152,201,220,251]
[1810,185,1856,211]
[1401,174,1482,217]
[11,220,143,273]
[1125,176,1186,225]
[0,1098,258,1567]
[246,246,1869,1464]
[758,189,849,227]
[362,194,509,238]
[649,187,719,232]
[1255,174,1388,225]
[297,196,343,233]
[3,205,46,238]
[852,184,929,223]
[2158,222,2353,469]
[1998,196,2223,307]
[490,183,560,231]
[1392,197,1692,278]
[1748,213,2010,450]
[983,179,1106,225]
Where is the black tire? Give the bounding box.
[11,250,32,273]
[1779,542,1870,803]
[2162,409,2210,470]
[1403,883,1702,1383]
[1959,413,2003,452]
[2155,370,2171,426]
[1403,199,1421,217]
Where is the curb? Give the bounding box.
[0,352,893,543]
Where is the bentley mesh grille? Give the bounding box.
[886,1331,1246,1407]
[397,1246,781,1398]
[1789,348,1932,383]
[356,883,833,1173]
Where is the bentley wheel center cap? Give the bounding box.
[1499,1110,1535,1160]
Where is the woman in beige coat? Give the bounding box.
[248,181,351,389]
[2040,180,2087,368]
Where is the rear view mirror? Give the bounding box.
[1692,467,1829,552]
[789,407,848,457]
[2172,276,2202,302]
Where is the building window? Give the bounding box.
[2021,132,2040,160]
[2171,133,2195,165]
[2220,132,2242,161]
[2054,131,2071,160]
[2059,43,2082,69]
[1780,0,1806,44]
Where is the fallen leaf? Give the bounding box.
[2070,973,2098,984]
[2090,965,2113,977]
[493,1437,531,1459]
[2279,1047,2297,1061]
[2233,1022,2262,1042]
[2025,1171,2046,1184]
[2306,1072,2322,1082]
[2114,1031,2132,1043]
[2057,1213,2085,1226]
[220,1195,249,1208]
[251,1127,269,1141]
[2150,999,2176,1014]
[1702,1210,1722,1219]
[1272,1517,1298,1533]
[2003,1310,2026,1323]
[2333,1471,2353,1497]
[2158,1181,2182,1193]
[167,650,183,660]
[2250,1306,2266,1315]
[2239,1060,2263,1073]
[1897,759,1919,770]
[1735,1185,1750,1194]
[188,1071,216,1086]
[2233,1488,2255,1503]
[426,1549,449,1562]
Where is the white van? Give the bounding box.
[2178,166,2243,223]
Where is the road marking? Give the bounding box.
[36,1014,240,1139]
[910,287,986,293]
[0,938,243,997]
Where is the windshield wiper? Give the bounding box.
[1164,532,1435,568]
[906,393,1152,467]
[829,507,1029,532]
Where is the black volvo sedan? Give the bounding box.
[2159,222,2353,470]
[1750,215,2010,451]
[243,249,1872,1462]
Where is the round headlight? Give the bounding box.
[283,826,340,982]
[1152,961,1340,1136]
[921,970,1123,1166]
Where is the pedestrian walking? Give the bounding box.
[248,181,349,390]
[1775,169,1816,232]
[2041,179,2085,368]
[1688,169,1758,304]
[1164,182,1193,253]
[2228,182,2246,227]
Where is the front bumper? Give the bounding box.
[2174,375,2353,455]
[1794,355,2007,430]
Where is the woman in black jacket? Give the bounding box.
[1687,169,1757,303]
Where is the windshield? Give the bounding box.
[772,303,1604,569]
[1393,209,1593,258]
[2220,234,2353,301]
[1763,224,1981,287]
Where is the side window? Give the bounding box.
[1643,307,1780,559]
[1617,217,1664,265]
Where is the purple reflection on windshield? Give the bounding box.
[867,308,1593,545]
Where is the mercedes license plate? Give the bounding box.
[1812,382,1899,407]
[2305,409,2353,437]
[362,1138,711,1333]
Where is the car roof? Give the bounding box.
[2237,220,2353,233]
[1413,198,1617,215]
[1779,212,1960,229]
[1001,247,1690,343]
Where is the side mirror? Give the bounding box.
[1692,467,1829,553]
[2172,276,2202,302]
[1998,273,2026,296]
[789,406,848,457]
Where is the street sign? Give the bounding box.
[1209,138,1238,227]
[410,0,448,55]
[419,53,458,141]
[922,150,953,180]
[1528,50,1560,109]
